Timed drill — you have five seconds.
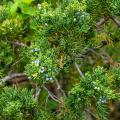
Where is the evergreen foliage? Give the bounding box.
[0,0,120,119]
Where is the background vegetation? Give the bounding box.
[0,0,120,120]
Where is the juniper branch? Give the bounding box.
[42,85,62,103]
[55,79,67,98]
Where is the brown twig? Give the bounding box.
[96,16,120,28]
[11,58,24,67]
[96,17,110,27]
[75,62,84,78]
[45,95,49,110]
[34,86,41,101]
[42,85,62,103]
[1,73,28,85]
[85,109,97,119]
[11,41,27,47]
[55,79,66,98]
[110,16,120,27]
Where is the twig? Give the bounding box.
[110,16,120,27]
[85,109,97,119]
[42,85,62,103]
[75,62,84,78]
[84,48,102,57]
[11,41,27,47]
[55,79,67,98]
[1,73,28,84]
[96,16,120,28]
[34,86,41,101]
[45,95,49,110]
[96,17,110,27]
[76,47,107,64]
[11,58,24,67]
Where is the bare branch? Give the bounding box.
[11,58,24,67]
[1,73,28,84]
[42,85,62,103]
[11,41,27,47]
[84,48,102,57]
[34,86,41,101]
[96,16,120,28]
[110,16,120,27]
[55,79,67,98]
[45,95,49,110]
[75,62,84,78]
[85,109,97,119]
[96,17,109,27]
